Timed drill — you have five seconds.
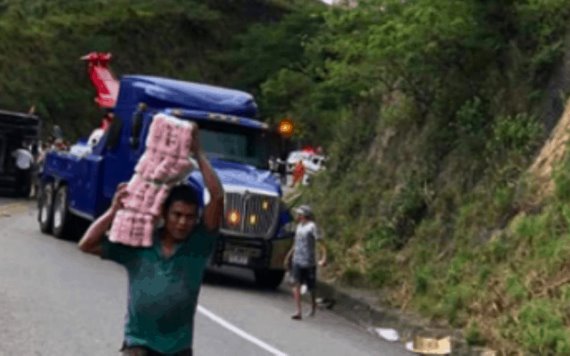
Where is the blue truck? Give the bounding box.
[37,53,293,288]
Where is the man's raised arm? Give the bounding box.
[78,183,127,255]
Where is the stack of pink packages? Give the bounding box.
[109,114,197,247]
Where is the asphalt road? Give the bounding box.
[0,196,14,206]
[0,199,413,356]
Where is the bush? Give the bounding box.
[465,321,486,346]
[414,266,433,294]
[513,300,570,355]
[487,113,543,159]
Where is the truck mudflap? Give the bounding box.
[213,235,293,270]
[268,238,294,269]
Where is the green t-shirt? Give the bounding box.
[101,225,218,354]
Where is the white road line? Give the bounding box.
[197,305,288,356]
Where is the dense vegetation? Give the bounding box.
[0,0,292,135]
[247,0,570,354]
[2,0,570,353]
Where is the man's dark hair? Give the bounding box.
[163,185,200,213]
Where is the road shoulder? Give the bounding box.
[314,278,496,356]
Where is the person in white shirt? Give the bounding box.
[12,144,34,196]
[12,146,33,170]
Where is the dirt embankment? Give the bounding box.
[529,98,570,199]
[528,38,570,201]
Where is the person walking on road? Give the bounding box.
[284,204,327,320]
[78,128,223,356]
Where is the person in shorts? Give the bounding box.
[284,204,327,320]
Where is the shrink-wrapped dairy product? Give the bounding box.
[109,113,197,247]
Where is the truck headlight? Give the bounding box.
[227,210,240,225]
[249,214,258,225]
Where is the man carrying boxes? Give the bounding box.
[78,114,223,356]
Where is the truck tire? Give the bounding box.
[254,269,285,289]
[52,185,77,240]
[38,182,54,234]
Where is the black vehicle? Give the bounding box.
[0,109,40,196]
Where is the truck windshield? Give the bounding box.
[197,121,272,170]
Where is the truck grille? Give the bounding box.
[221,191,279,238]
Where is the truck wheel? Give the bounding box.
[52,185,77,240]
[254,270,285,289]
[38,183,54,234]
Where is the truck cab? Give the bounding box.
[38,67,293,288]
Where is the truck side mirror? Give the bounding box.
[129,103,146,150]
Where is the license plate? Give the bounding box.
[225,252,249,265]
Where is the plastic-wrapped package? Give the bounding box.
[146,115,165,149]
[175,157,194,174]
[121,212,135,244]
[142,214,154,247]
[165,124,180,153]
[133,213,154,247]
[134,151,152,177]
[109,113,197,247]
[149,185,170,217]
[141,183,160,214]
[147,114,195,157]
[145,150,164,177]
[149,155,174,181]
[108,210,125,243]
[110,210,154,247]
[130,213,146,246]
[123,175,148,210]
[177,121,193,157]
[133,153,146,176]
[109,210,130,244]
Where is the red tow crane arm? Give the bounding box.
[80,52,119,109]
